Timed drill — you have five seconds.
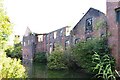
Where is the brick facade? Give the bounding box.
[106,1,120,70]
[71,8,107,44]
[22,6,120,71]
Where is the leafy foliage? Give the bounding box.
[47,45,67,70]
[34,52,47,63]
[0,0,27,79]
[92,52,115,80]
[0,1,12,50]
[70,38,111,72]
[5,35,22,59]
[5,42,22,59]
[0,52,27,79]
[63,47,80,70]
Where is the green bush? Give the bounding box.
[5,42,22,59]
[0,52,27,79]
[47,45,67,70]
[34,52,47,63]
[63,47,80,70]
[70,37,111,72]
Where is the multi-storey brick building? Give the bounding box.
[106,0,120,70]
[22,7,106,62]
[22,5,120,72]
[46,26,71,53]
[22,26,71,61]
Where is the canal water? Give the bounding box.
[23,60,93,79]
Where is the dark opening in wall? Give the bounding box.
[75,38,80,44]
[85,18,93,34]
[115,8,120,23]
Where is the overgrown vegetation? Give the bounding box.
[5,42,22,59]
[5,35,22,59]
[46,37,116,79]
[0,52,27,79]
[66,37,116,79]
[0,0,27,79]
[92,52,115,80]
[47,45,67,70]
[34,52,47,63]
[70,38,110,72]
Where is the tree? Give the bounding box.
[0,0,27,78]
[0,0,12,50]
[5,35,22,59]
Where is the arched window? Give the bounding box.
[75,38,80,44]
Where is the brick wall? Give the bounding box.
[72,8,107,44]
[107,1,120,70]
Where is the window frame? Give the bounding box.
[85,18,93,33]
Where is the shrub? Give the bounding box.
[63,47,80,70]
[5,42,22,59]
[71,37,111,72]
[47,45,67,70]
[0,52,27,79]
[34,52,47,63]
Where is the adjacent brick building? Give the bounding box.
[106,0,120,70]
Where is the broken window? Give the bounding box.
[38,35,43,42]
[85,18,93,33]
[54,31,57,39]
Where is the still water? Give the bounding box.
[23,60,92,78]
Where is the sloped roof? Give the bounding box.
[24,27,32,36]
[72,7,105,30]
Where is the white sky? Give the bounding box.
[4,0,106,36]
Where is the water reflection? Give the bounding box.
[23,60,92,78]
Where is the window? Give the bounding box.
[65,40,69,49]
[50,33,53,39]
[116,10,120,23]
[38,35,43,42]
[49,43,53,54]
[23,42,26,46]
[66,27,70,36]
[54,32,57,39]
[85,18,93,33]
[60,29,63,36]
[75,38,80,44]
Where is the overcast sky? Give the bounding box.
[4,0,106,36]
